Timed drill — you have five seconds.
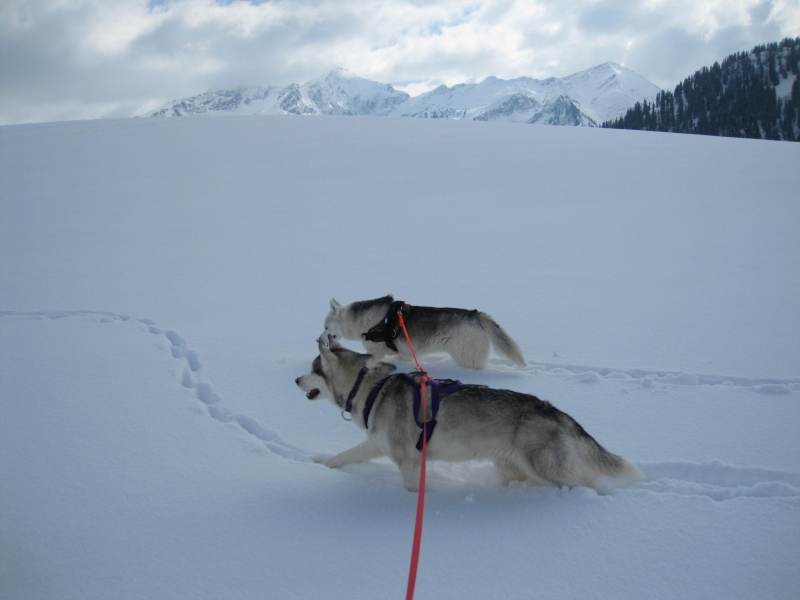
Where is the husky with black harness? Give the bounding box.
[322,295,526,369]
[295,336,642,493]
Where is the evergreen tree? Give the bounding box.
[602,37,800,141]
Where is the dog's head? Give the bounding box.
[294,335,356,403]
[294,354,331,401]
[295,336,393,406]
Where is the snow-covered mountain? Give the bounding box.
[149,63,659,126]
[149,68,410,119]
[391,63,659,125]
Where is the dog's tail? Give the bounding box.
[480,313,526,366]
[576,433,643,491]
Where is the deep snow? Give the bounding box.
[1,115,799,600]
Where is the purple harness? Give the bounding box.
[363,373,464,451]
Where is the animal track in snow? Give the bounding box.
[398,351,798,395]
[633,460,800,502]
[314,339,799,395]
[5,310,798,492]
[499,358,799,395]
[160,328,202,372]
[0,310,306,462]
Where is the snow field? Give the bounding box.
[1,115,799,599]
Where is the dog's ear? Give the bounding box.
[329,298,341,313]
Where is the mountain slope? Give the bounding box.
[605,37,800,141]
[149,69,410,118]
[149,63,658,126]
[396,62,657,125]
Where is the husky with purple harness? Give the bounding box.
[295,336,642,493]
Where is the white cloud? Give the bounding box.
[0,0,797,124]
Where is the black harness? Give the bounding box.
[343,366,370,416]
[362,300,410,351]
[342,368,464,452]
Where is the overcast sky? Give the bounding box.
[1,0,798,125]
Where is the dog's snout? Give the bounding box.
[294,377,301,385]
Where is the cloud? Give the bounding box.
[0,0,798,124]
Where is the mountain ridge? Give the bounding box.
[148,63,659,126]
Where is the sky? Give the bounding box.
[1,0,798,125]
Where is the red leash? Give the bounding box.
[397,310,432,600]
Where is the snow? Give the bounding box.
[149,64,659,124]
[1,115,799,600]
[775,73,796,99]
[387,61,660,123]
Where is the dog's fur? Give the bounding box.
[323,295,526,369]
[296,338,642,492]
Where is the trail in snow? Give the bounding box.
[406,350,800,394]
[2,309,798,500]
[0,310,307,462]
[636,461,800,501]
[519,361,800,394]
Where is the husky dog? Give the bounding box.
[323,295,526,369]
[295,338,642,493]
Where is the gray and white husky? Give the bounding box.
[295,337,642,493]
[323,295,526,369]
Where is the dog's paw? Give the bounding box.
[310,453,338,468]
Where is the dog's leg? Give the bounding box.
[319,439,383,468]
[494,460,528,485]
[522,470,558,487]
[396,457,422,492]
[521,448,570,488]
[452,338,490,369]
[496,456,556,487]
[362,340,390,363]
